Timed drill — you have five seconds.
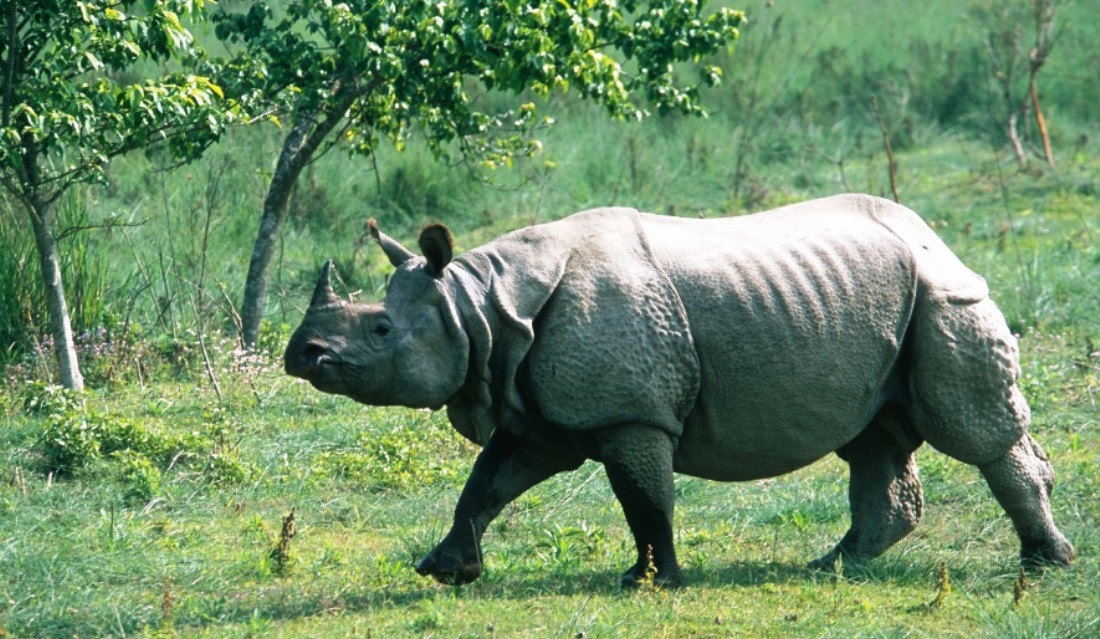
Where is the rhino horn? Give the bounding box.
[368,218,416,267]
[309,259,341,308]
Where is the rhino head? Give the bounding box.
[283,221,469,409]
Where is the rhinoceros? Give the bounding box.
[284,194,1074,587]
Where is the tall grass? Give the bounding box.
[0,191,116,369]
[0,199,39,363]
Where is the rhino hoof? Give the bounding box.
[806,549,841,572]
[416,550,483,585]
[1021,535,1075,571]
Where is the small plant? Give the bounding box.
[307,414,472,491]
[1012,567,1028,607]
[243,610,271,639]
[409,602,444,632]
[158,576,175,637]
[269,508,297,576]
[537,522,606,567]
[906,560,953,613]
[633,545,662,593]
[197,406,254,485]
[31,396,254,489]
[931,560,952,609]
[36,406,107,475]
[21,382,84,416]
[35,403,170,476]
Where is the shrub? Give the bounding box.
[21,382,84,416]
[113,449,163,503]
[37,408,107,475]
[30,391,252,485]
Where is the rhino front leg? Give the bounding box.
[596,424,683,588]
[417,428,584,585]
[979,433,1074,568]
[810,406,924,572]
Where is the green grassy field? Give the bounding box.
[1,0,1098,636]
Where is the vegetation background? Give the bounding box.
[1,0,1097,637]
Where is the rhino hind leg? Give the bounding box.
[810,405,924,572]
[596,424,683,588]
[978,433,1075,568]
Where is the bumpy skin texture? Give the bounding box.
[285,194,1074,587]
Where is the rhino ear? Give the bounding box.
[310,259,341,308]
[418,223,454,277]
[368,218,416,267]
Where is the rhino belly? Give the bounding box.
[673,361,887,481]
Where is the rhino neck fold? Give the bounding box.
[442,210,704,445]
[442,234,575,445]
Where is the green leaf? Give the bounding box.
[84,51,104,71]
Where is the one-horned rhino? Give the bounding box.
[285,194,1074,587]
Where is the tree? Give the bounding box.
[213,0,743,349]
[0,0,239,389]
[970,0,1062,170]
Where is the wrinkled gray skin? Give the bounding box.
[285,194,1074,587]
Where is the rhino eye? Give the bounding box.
[373,323,391,337]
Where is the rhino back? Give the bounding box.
[642,195,923,479]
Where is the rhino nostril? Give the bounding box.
[300,343,329,368]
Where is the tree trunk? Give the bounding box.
[240,117,312,349]
[1007,110,1028,170]
[240,93,356,349]
[27,198,84,391]
[1030,78,1054,169]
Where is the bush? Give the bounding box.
[30,389,253,485]
[35,405,172,476]
[112,449,163,503]
[37,409,107,475]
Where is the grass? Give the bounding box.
[0,375,1095,638]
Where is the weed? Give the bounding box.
[1012,567,1028,607]
[409,601,444,632]
[632,545,662,593]
[35,405,111,475]
[537,523,607,568]
[269,508,297,577]
[158,577,174,636]
[20,382,84,416]
[28,388,252,488]
[243,610,271,639]
[932,560,952,609]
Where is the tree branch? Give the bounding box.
[56,216,150,242]
[3,0,17,127]
[870,96,900,203]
